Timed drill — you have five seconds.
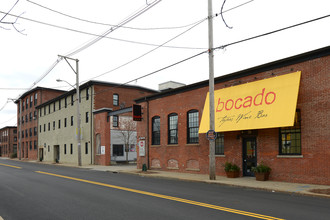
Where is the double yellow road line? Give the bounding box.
[36,171,285,220]
[0,162,22,169]
[0,162,284,220]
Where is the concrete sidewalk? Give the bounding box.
[2,157,330,198]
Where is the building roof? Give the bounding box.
[135,46,330,103]
[93,107,132,116]
[14,87,65,104]
[0,126,17,130]
[36,80,158,108]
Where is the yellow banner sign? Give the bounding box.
[199,71,301,133]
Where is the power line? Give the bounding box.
[86,13,330,98]
[0,115,17,126]
[0,10,203,50]
[76,50,208,100]
[83,17,208,83]
[0,88,30,90]
[215,14,330,50]
[65,0,162,57]
[1,0,255,51]
[26,0,202,31]
[23,11,330,116]
[79,0,256,82]
[3,0,163,102]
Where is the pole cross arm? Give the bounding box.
[58,55,79,75]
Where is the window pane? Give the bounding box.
[279,110,301,155]
[113,94,119,106]
[215,133,224,155]
[113,144,123,156]
[168,114,178,144]
[187,110,199,144]
[113,116,118,127]
[152,117,160,145]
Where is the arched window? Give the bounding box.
[168,113,178,144]
[152,116,160,145]
[187,110,199,144]
[113,94,119,106]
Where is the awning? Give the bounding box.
[199,71,301,133]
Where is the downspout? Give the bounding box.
[90,86,93,164]
[146,98,150,169]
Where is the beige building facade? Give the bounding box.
[37,80,156,165]
[38,86,93,165]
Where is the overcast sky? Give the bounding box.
[1,0,329,127]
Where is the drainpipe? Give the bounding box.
[90,86,93,164]
[146,98,150,169]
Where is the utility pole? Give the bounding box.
[58,55,81,166]
[208,0,216,180]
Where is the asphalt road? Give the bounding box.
[0,159,329,220]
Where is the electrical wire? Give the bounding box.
[0,101,9,112]
[0,115,17,126]
[83,17,208,83]
[26,0,202,31]
[83,13,330,98]
[75,50,208,100]
[1,0,163,102]
[220,0,233,29]
[76,0,257,83]
[0,10,203,50]
[215,14,330,50]
[0,88,30,90]
[0,0,19,22]
[65,0,162,57]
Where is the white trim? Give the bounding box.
[277,155,303,158]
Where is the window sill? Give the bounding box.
[277,155,303,158]
[185,168,200,172]
[151,145,161,147]
[215,155,226,158]
[167,167,179,170]
[166,144,179,147]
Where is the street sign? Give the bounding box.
[206,130,217,141]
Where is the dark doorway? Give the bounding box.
[243,138,257,176]
[39,148,44,161]
[54,145,60,163]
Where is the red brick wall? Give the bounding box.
[93,85,155,111]
[137,55,330,185]
[94,112,110,165]
[0,127,17,157]
[93,85,157,165]
[16,89,65,160]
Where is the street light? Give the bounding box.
[56,79,75,89]
[57,55,81,166]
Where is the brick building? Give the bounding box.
[94,107,137,165]
[37,80,156,165]
[15,87,65,160]
[135,46,330,185]
[0,126,17,157]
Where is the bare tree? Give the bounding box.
[1,0,25,35]
[117,116,137,163]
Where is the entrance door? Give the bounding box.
[54,145,60,163]
[39,148,44,161]
[243,138,257,176]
